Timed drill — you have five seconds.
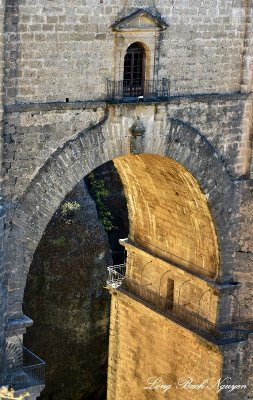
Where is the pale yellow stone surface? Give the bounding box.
[107,292,223,400]
[114,154,219,278]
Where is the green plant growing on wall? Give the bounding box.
[53,236,66,247]
[60,201,80,223]
[86,172,114,231]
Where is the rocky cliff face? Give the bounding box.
[23,161,129,400]
[24,180,111,400]
[85,161,129,265]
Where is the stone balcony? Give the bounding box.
[106,265,253,345]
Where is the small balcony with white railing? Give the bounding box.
[107,264,126,289]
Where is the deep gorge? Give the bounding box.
[23,161,129,400]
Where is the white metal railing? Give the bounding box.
[106,264,126,288]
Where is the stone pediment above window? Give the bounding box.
[111,9,169,32]
[110,8,170,102]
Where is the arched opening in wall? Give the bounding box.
[123,42,146,97]
[22,153,220,399]
[23,161,129,400]
[114,153,220,281]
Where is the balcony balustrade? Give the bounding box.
[0,346,45,391]
[106,265,253,344]
[106,78,170,103]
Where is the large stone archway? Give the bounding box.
[5,111,237,325]
[0,2,252,397]
[114,153,219,279]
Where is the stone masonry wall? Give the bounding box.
[3,1,251,104]
[3,95,250,205]
[122,241,220,323]
[3,105,241,324]
[108,290,253,399]
[1,1,253,398]
[3,105,106,200]
[241,1,253,94]
[114,154,219,279]
[233,179,253,321]
[107,290,224,400]
[220,335,253,400]
[0,0,7,373]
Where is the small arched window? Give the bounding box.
[123,42,145,97]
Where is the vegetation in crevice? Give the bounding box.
[59,201,81,224]
[52,235,66,247]
[86,171,114,231]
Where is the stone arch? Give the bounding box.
[114,154,219,279]
[5,114,238,321]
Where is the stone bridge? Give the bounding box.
[0,1,253,399]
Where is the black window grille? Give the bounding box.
[123,42,145,97]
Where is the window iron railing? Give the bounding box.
[107,79,170,102]
[0,346,45,391]
[106,265,253,344]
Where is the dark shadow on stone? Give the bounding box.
[84,383,107,400]
[85,160,129,265]
[23,161,129,400]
